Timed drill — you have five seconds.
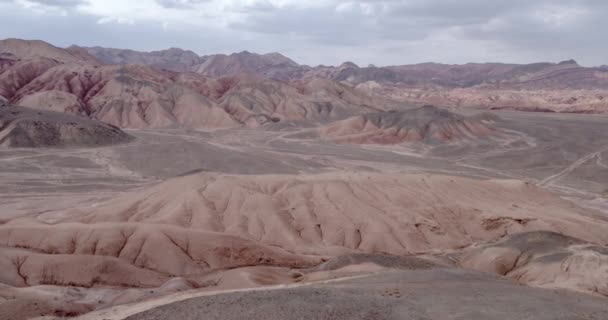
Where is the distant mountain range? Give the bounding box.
[77,44,608,90]
[1,38,607,126]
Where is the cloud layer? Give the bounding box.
[0,0,605,66]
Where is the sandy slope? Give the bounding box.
[2,172,608,302]
[62,171,608,250]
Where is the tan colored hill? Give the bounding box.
[3,65,395,129]
[0,105,133,148]
[16,90,86,115]
[3,172,607,293]
[218,76,396,126]
[321,105,499,145]
[0,39,397,129]
[2,63,239,129]
[0,39,98,64]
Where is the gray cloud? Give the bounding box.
[0,0,606,67]
[228,0,608,66]
[4,0,87,6]
[155,0,208,9]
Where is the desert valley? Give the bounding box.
[1,37,608,320]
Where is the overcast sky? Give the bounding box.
[0,0,605,67]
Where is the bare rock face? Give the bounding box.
[321,105,499,145]
[0,106,133,148]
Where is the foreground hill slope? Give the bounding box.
[2,172,608,296]
[125,265,608,320]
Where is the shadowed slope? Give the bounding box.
[0,106,133,148]
[457,231,608,296]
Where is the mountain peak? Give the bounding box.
[339,61,359,69]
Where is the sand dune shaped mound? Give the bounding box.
[0,223,321,288]
[321,105,501,145]
[0,106,133,148]
[20,172,607,257]
[456,231,608,296]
